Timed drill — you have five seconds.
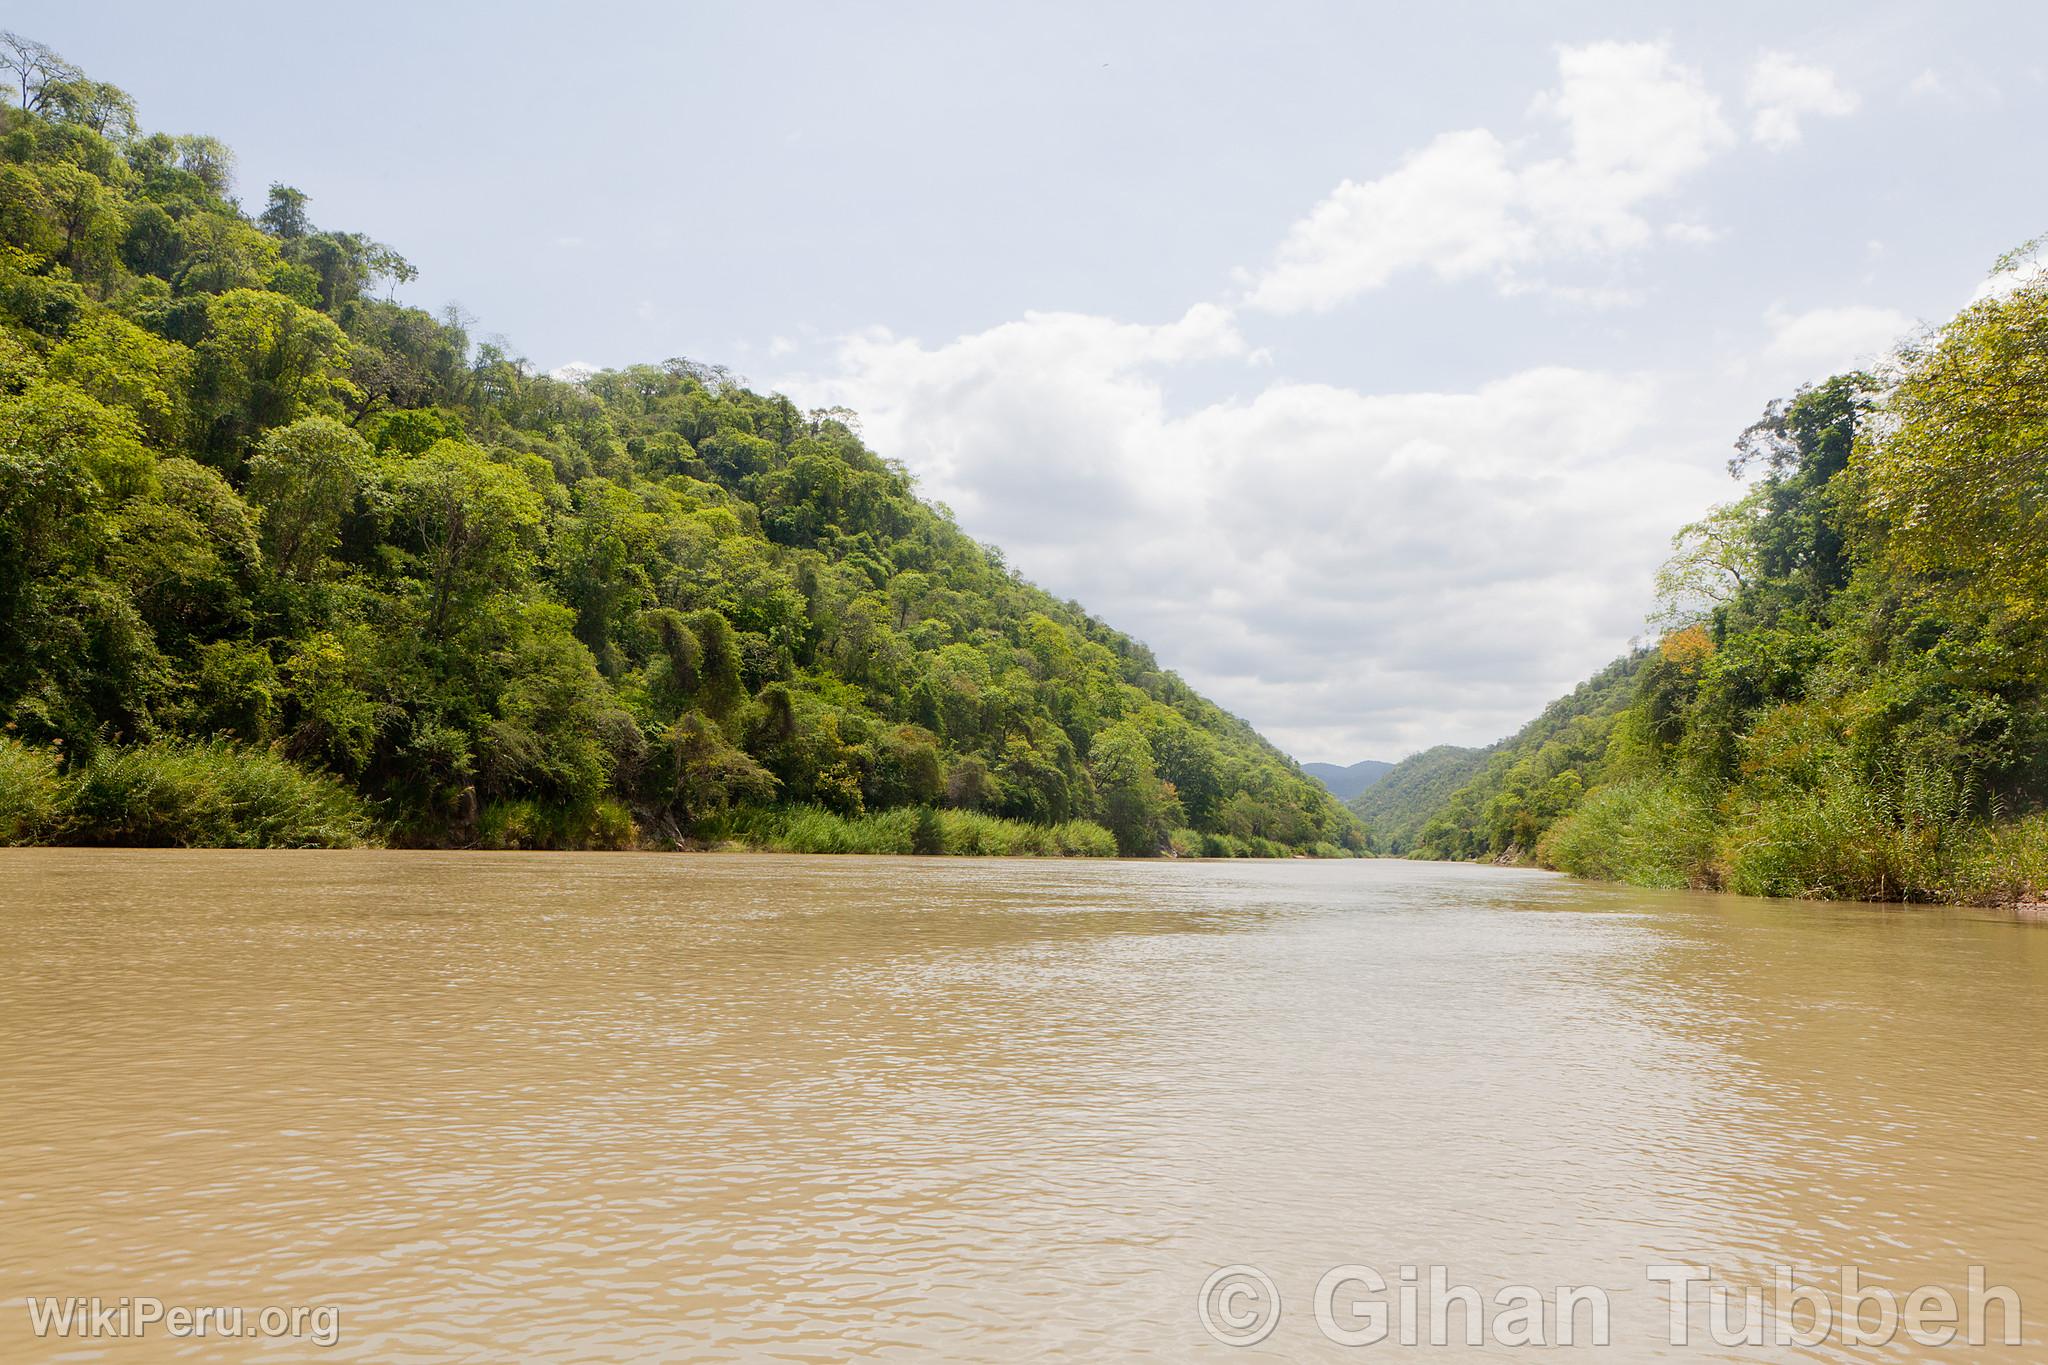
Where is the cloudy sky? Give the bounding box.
[35,2,2048,761]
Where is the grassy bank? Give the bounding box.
[710,804,1117,856]
[708,806,1363,857]
[0,740,1356,857]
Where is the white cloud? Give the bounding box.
[1969,256,2048,304]
[1746,53,1859,149]
[1908,68,1949,100]
[768,37,1947,759]
[548,360,597,383]
[1761,304,1913,376]
[791,308,1723,758]
[1246,41,1733,313]
[1244,129,1526,310]
[1500,279,1647,309]
[1905,66,2003,107]
[1664,221,1722,246]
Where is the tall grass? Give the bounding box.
[0,737,63,843]
[60,740,373,848]
[1945,814,2048,906]
[1720,760,1976,901]
[716,804,1118,856]
[934,808,1117,856]
[1191,830,1291,858]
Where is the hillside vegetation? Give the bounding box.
[1394,268,2048,903]
[1395,655,1646,860]
[1346,745,1486,854]
[0,35,1362,856]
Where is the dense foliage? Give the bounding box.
[1395,277,2048,902]
[0,37,1362,855]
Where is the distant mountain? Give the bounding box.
[1347,745,1489,854]
[1302,760,1395,801]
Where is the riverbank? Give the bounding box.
[0,739,1356,859]
[1402,810,2048,910]
[1541,792,2048,907]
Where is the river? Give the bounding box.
[3,851,2044,1360]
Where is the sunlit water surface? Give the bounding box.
[3,851,2046,1360]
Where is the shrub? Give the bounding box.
[1538,780,1718,890]
[477,798,637,850]
[1199,831,1242,858]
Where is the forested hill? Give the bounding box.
[1303,759,1392,801]
[0,36,1362,856]
[1347,744,1486,854]
[1389,266,2048,903]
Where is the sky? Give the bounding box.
[27,2,2048,761]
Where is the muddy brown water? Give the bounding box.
[3,851,2044,1359]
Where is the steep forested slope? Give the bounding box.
[0,36,1362,855]
[1401,654,1647,860]
[1391,274,2048,902]
[1346,745,1485,853]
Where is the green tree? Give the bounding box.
[1863,273,2048,624]
[258,183,310,240]
[193,288,350,458]
[1090,722,1180,856]
[243,416,370,579]
[381,440,545,636]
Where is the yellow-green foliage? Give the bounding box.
[1862,267,2048,622]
